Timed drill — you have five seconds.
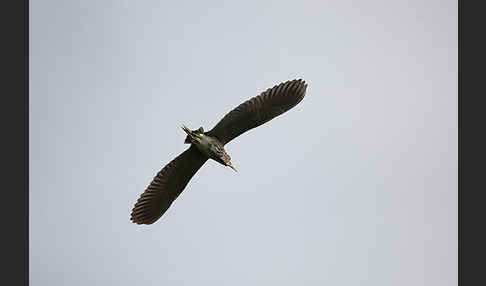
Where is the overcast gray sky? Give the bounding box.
[30,1,457,285]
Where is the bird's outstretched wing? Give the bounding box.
[206,79,307,145]
[130,145,208,224]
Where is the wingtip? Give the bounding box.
[293,78,307,86]
[292,78,307,93]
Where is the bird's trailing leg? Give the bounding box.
[181,124,192,136]
[182,124,198,144]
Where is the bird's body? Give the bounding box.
[130,79,308,225]
[182,125,236,171]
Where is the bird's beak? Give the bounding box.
[227,162,237,172]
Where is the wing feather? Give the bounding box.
[207,79,307,145]
[130,145,208,224]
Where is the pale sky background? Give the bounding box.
[29,0,457,285]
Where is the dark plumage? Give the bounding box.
[130,79,308,224]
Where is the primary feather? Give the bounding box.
[130,145,207,224]
[207,79,307,145]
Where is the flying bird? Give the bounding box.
[130,79,308,224]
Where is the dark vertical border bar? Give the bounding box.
[459,0,485,285]
[25,0,29,284]
[1,0,28,285]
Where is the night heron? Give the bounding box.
[130,79,308,224]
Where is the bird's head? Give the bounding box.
[182,125,204,144]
